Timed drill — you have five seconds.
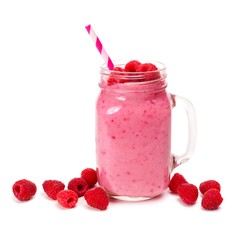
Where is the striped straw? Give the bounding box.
[85,24,114,70]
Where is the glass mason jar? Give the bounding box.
[96,60,197,201]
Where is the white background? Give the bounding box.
[0,0,239,239]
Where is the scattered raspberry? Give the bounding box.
[84,187,109,210]
[81,168,98,188]
[199,180,221,195]
[12,179,37,201]
[57,190,78,208]
[42,180,65,200]
[177,183,199,205]
[125,60,141,72]
[168,173,188,194]
[67,177,89,197]
[201,189,223,210]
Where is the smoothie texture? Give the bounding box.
[96,61,173,199]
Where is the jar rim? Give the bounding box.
[100,59,167,79]
[99,60,167,92]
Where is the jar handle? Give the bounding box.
[171,94,197,169]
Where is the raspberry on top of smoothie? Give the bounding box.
[107,60,161,85]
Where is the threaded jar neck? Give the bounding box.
[99,60,167,93]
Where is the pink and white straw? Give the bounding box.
[85,24,114,70]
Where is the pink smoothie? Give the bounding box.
[96,76,172,199]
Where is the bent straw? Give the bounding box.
[85,24,114,70]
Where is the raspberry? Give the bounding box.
[177,183,199,205]
[107,77,116,86]
[113,67,125,72]
[107,67,126,86]
[136,63,160,81]
[81,168,98,188]
[12,179,37,201]
[201,189,223,210]
[84,187,109,210]
[42,180,65,200]
[57,190,78,208]
[136,63,158,72]
[199,180,221,195]
[168,173,188,194]
[107,61,160,84]
[125,60,141,72]
[67,177,89,197]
